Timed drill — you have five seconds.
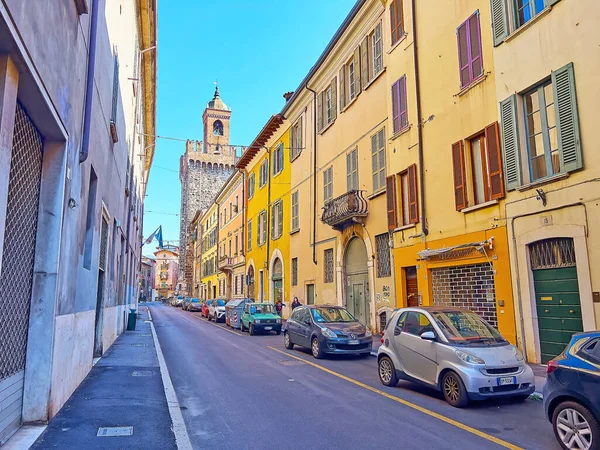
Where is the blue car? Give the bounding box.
[543,331,600,450]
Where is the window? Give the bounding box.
[491,0,560,45]
[400,172,410,225]
[290,117,303,161]
[272,143,284,176]
[457,12,483,89]
[271,200,283,240]
[371,129,386,192]
[323,166,333,202]
[390,0,404,45]
[514,0,545,28]
[291,258,298,286]
[347,148,358,191]
[500,63,581,190]
[371,23,383,76]
[386,164,418,228]
[324,249,334,283]
[235,235,238,255]
[391,76,408,134]
[259,160,269,187]
[348,60,356,101]
[247,173,255,199]
[258,210,267,245]
[403,312,432,336]
[291,191,299,231]
[326,86,333,124]
[213,120,224,136]
[375,233,391,278]
[317,78,337,132]
[110,54,119,142]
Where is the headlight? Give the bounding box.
[321,327,337,339]
[276,319,281,324]
[455,350,485,365]
[515,348,525,362]
[365,330,372,338]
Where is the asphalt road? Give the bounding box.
[149,303,559,450]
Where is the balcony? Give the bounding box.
[218,255,244,271]
[321,190,369,231]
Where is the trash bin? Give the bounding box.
[226,298,253,329]
[127,308,137,331]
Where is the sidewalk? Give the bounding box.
[30,308,177,450]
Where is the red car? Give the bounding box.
[201,300,213,318]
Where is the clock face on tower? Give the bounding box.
[213,120,224,136]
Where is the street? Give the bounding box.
[149,303,559,450]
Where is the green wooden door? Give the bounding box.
[533,267,583,363]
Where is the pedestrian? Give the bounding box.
[275,299,285,316]
[292,297,301,310]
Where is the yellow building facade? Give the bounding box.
[200,202,219,299]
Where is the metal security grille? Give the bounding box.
[0,103,43,379]
[375,233,391,278]
[530,238,576,270]
[324,249,334,283]
[99,218,109,271]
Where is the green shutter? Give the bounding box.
[490,0,509,46]
[499,95,522,190]
[331,77,337,120]
[339,66,346,111]
[361,36,369,86]
[552,63,582,173]
[347,152,352,191]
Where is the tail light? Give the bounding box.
[381,330,385,344]
[547,360,559,374]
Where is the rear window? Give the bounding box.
[217,300,226,306]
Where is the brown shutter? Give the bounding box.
[360,36,369,86]
[354,46,361,93]
[485,122,505,200]
[390,0,398,45]
[339,66,346,111]
[451,141,467,210]
[408,164,418,224]
[386,175,397,230]
[317,91,323,132]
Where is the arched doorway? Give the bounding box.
[272,258,283,304]
[345,237,369,327]
[247,265,255,300]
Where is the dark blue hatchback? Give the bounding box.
[543,331,600,450]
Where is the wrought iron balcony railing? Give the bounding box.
[321,190,369,231]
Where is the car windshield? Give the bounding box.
[250,304,275,314]
[216,300,226,306]
[430,311,506,345]
[191,299,199,303]
[311,307,356,323]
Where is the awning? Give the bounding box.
[417,238,494,260]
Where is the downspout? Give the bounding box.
[80,0,99,163]
[306,86,318,264]
[411,0,428,236]
[265,146,272,302]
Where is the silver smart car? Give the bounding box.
[377,307,534,407]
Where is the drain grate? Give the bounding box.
[132,370,154,377]
[130,344,147,347]
[97,426,133,437]
[277,359,305,367]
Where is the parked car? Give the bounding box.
[172,296,184,308]
[377,307,534,407]
[208,299,227,322]
[283,305,372,358]
[240,302,282,335]
[543,331,600,450]
[186,298,202,312]
[201,300,213,318]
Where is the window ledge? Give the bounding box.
[390,125,412,141]
[394,223,416,232]
[341,95,359,113]
[517,172,569,192]
[363,67,386,91]
[319,119,336,135]
[290,228,300,236]
[461,199,499,213]
[505,7,552,43]
[387,33,408,54]
[455,74,488,97]
[290,151,302,163]
[367,189,386,200]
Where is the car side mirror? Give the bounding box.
[394,326,402,336]
[420,331,436,341]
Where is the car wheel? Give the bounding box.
[442,371,469,408]
[552,400,599,450]
[284,332,294,350]
[240,322,245,332]
[311,338,323,359]
[378,356,399,387]
[249,324,255,336]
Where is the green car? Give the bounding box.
[240,303,282,335]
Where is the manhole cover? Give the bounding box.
[132,370,154,377]
[97,426,133,437]
[277,359,305,367]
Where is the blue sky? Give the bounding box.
[143,0,353,256]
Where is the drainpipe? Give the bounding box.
[80,0,99,163]
[306,86,318,264]
[411,0,428,236]
[265,145,272,302]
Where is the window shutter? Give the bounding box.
[499,95,522,190]
[290,126,296,161]
[386,175,397,230]
[111,55,120,122]
[390,0,398,45]
[485,122,505,199]
[457,21,470,88]
[347,152,352,191]
[271,207,275,239]
[361,37,369,86]
[552,62,582,173]
[317,92,324,131]
[298,117,303,153]
[278,202,283,237]
[451,141,467,210]
[331,77,338,120]
[491,0,509,46]
[354,46,361,92]
[279,143,284,172]
[398,76,408,130]
[468,13,483,80]
[545,0,561,6]
[408,164,418,224]
[391,81,400,133]
[339,67,346,111]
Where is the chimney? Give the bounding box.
[283,91,294,102]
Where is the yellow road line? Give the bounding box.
[268,346,522,450]
[189,313,243,337]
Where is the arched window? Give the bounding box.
[213,120,224,136]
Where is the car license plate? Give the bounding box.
[498,376,516,386]
[264,326,272,330]
[348,339,359,345]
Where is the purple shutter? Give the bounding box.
[392,81,400,133]
[399,75,408,130]
[457,21,470,88]
[469,12,483,80]
[457,12,483,88]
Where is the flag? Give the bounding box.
[144,225,162,247]
[156,226,163,248]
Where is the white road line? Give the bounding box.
[147,307,193,450]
